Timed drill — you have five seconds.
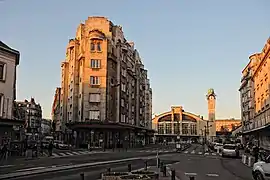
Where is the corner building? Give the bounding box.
[59,17,153,148]
[240,37,270,149]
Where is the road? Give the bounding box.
[0,144,253,180]
[0,145,175,174]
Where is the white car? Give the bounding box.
[221,144,239,157]
[252,156,270,180]
[214,143,223,152]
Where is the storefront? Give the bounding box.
[66,121,155,149]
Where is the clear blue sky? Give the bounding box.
[1,0,269,119]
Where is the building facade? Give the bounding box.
[240,37,270,149]
[16,98,42,134]
[0,41,22,143]
[152,106,208,143]
[51,87,61,138]
[40,119,52,136]
[57,16,153,148]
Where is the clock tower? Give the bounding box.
[206,88,216,138]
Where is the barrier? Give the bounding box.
[248,156,255,167]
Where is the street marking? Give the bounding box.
[184,151,188,154]
[52,153,60,157]
[16,166,46,172]
[65,152,74,156]
[198,152,203,154]
[72,151,80,155]
[206,173,219,177]
[185,172,197,176]
[59,152,67,156]
[0,165,14,168]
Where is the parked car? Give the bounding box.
[214,143,223,152]
[54,140,69,149]
[221,144,239,158]
[252,155,270,180]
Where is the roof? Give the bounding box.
[0,41,20,65]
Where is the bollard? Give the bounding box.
[80,173,84,180]
[107,168,111,172]
[128,164,132,172]
[144,160,148,171]
[171,169,175,180]
[163,165,166,177]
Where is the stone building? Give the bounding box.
[56,16,153,148]
[51,87,61,138]
[240,37,270,149]
[16,98,42,135]
[0,41,22,143]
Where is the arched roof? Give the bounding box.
[153,111,202,124]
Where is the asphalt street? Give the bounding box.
[0,157,178,180]
[169,144,253,180]
[0,144,253,180]
[0,145,175,174]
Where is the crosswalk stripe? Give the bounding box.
[204,153,209,155]
[52,153,60,157]
[65,152,74,156]
[212,153,216,156]
[59,152,67,156]
[72,152,80,155]
[198,152,203,154]
[191,150,195,154]
[184,151,188,154]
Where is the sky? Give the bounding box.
[0,0,269,119]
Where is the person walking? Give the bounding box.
[48,141,53,157]
[253,145,260,163]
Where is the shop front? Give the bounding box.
[66,121,155,149]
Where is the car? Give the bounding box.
[221,144,239,158]
[214,143,223,152]
[54,140,69,150]
[252,155,270,180]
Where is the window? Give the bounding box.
[121,99,125,107]
[121,114,125,123]
[89,110,100,120]
[0,94,3,117]
[121,83,126,92]
[89,93,101,102]
[97,42,101,51]
[91,59,101,68]
[90,42,95,51]
[121,68,126,77]
[90,76,100,85]
[0,63,6,81]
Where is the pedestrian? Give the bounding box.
[253,145,260,163]
[48,141,53,156]
[0,144,8,161]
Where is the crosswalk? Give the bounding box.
[50,150,106,158]
[137,149,174,153]
[183,150,220,156]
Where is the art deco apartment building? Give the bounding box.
[56,17,153,148]
[240,37,270,148]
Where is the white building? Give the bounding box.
[0,41,20,120]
